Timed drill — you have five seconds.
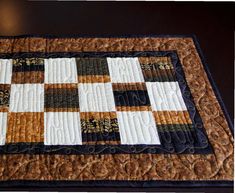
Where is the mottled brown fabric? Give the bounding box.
[0,153,233,181]
[78,75,110,83]
[116,106,152,111]
[6,112,44,143]
[11,71,44,84]
[44,83,78,89]
[80,112,117,120]
[153,111,192,125]
[112,83,147,91]
[0,36,233,182]
[138,56,171,65]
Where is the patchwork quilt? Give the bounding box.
[0,35,233,188]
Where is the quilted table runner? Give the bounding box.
[0,35,233,188]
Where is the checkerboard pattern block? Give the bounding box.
[0,56,194,147]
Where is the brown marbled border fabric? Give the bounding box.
[0,36,233,181]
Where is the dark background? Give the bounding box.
[0,1,234,192]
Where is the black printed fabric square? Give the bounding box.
[76,58,111,83]
[112,83,151,111]
[80,112,121,145]
[12,58,44,83]
[44,84,79,112]
[0,84,10,112]
[139,57,176,82]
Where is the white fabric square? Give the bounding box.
[79,83,116,112]
[9,84,44,112]
[0,113,7,145]
[0,59,12,84]
[107,57,144,83]
[45,58,78,83]
[44,112,82,145]
[146,82,187,111]
[117,111,160,145]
